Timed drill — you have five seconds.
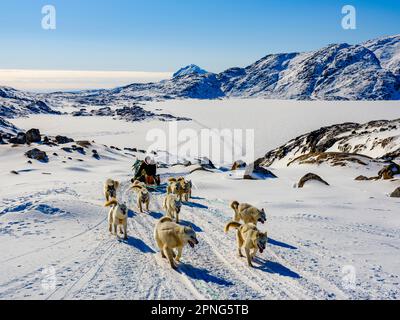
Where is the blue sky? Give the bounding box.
[0,0,399,73]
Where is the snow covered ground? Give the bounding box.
[1,99,400,300]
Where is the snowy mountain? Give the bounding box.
[364,34,400,79]
[221,42,399,100]
[49,34,399,103]
[1,35,399,117]
[173,64,208,78]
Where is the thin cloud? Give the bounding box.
[0,69,172,92]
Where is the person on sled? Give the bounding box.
[132,156,161,186]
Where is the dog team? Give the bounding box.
[103,173,268,269]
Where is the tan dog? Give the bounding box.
[230,201,266,225]
[131,182,150,213]
[163,194,182,223]
[154,217,199,269]
[225,221,268,267]
[104,179,120,202]
[167,177,183,200]
[177,177,192,202]
[105,199,128,240]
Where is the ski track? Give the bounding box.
[1,176,397,299]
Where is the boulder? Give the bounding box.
[92,150,100,160]
[244,160,277,180]
[355,175,370,181]
[76,140,91,148]
[390,187,400,198]
[55,135,74,144]
[196,157,216,170]
[9,132,27,144]
[25,128,41,144]
[25,148,48,162]
[377,163,400,180]
[298,173,329,188]
[231,160,247,171]
[72,145,85,154]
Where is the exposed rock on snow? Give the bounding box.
[390,187,400,198]
[377,163,400,180]
[288,152,373,167]
[9,132,27,145]
[231,160,247,170]
[55,135,74,144]
[25,148,48,162]
[298,173,330,188]
[244,159,277,180]
[25,128,41,144]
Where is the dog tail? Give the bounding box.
[230,201,239,211]
[224,221,242,233]
[105,199,118,207]
[159,216,173,224]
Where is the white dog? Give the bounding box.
[105,199,128,240]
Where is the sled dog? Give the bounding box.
[225,221,268,267]
[104,179,120,202]
[163,194,182,223]
[154,217,198,269]
[131,183,150,213]
[230,201,266,225]
[105,199,128,240]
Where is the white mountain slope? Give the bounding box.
[364,34,400,78]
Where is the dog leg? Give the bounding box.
[237,232,244,257]
[175,211,179,224]
[113,224,117,236]
[146,199,149,212]
[138,199,143,213]
[156,237,166,258]
[251,248,258,260]
[165,247,177,269]
[175,247,183,262]
[245,248,253,267]
[123,222,128,240]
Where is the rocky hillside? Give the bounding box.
[257,119,400,168]
[0,86,60,118]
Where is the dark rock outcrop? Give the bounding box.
[26,128,41,144]
[390,187,400,198]
[9,132,27,144]
[25,148,48,162]
[298,173,329,188]
[244,159,277,180]
[55,135,74,144]
[377,163,400,180]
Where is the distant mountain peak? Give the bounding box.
[173,64,209,78]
